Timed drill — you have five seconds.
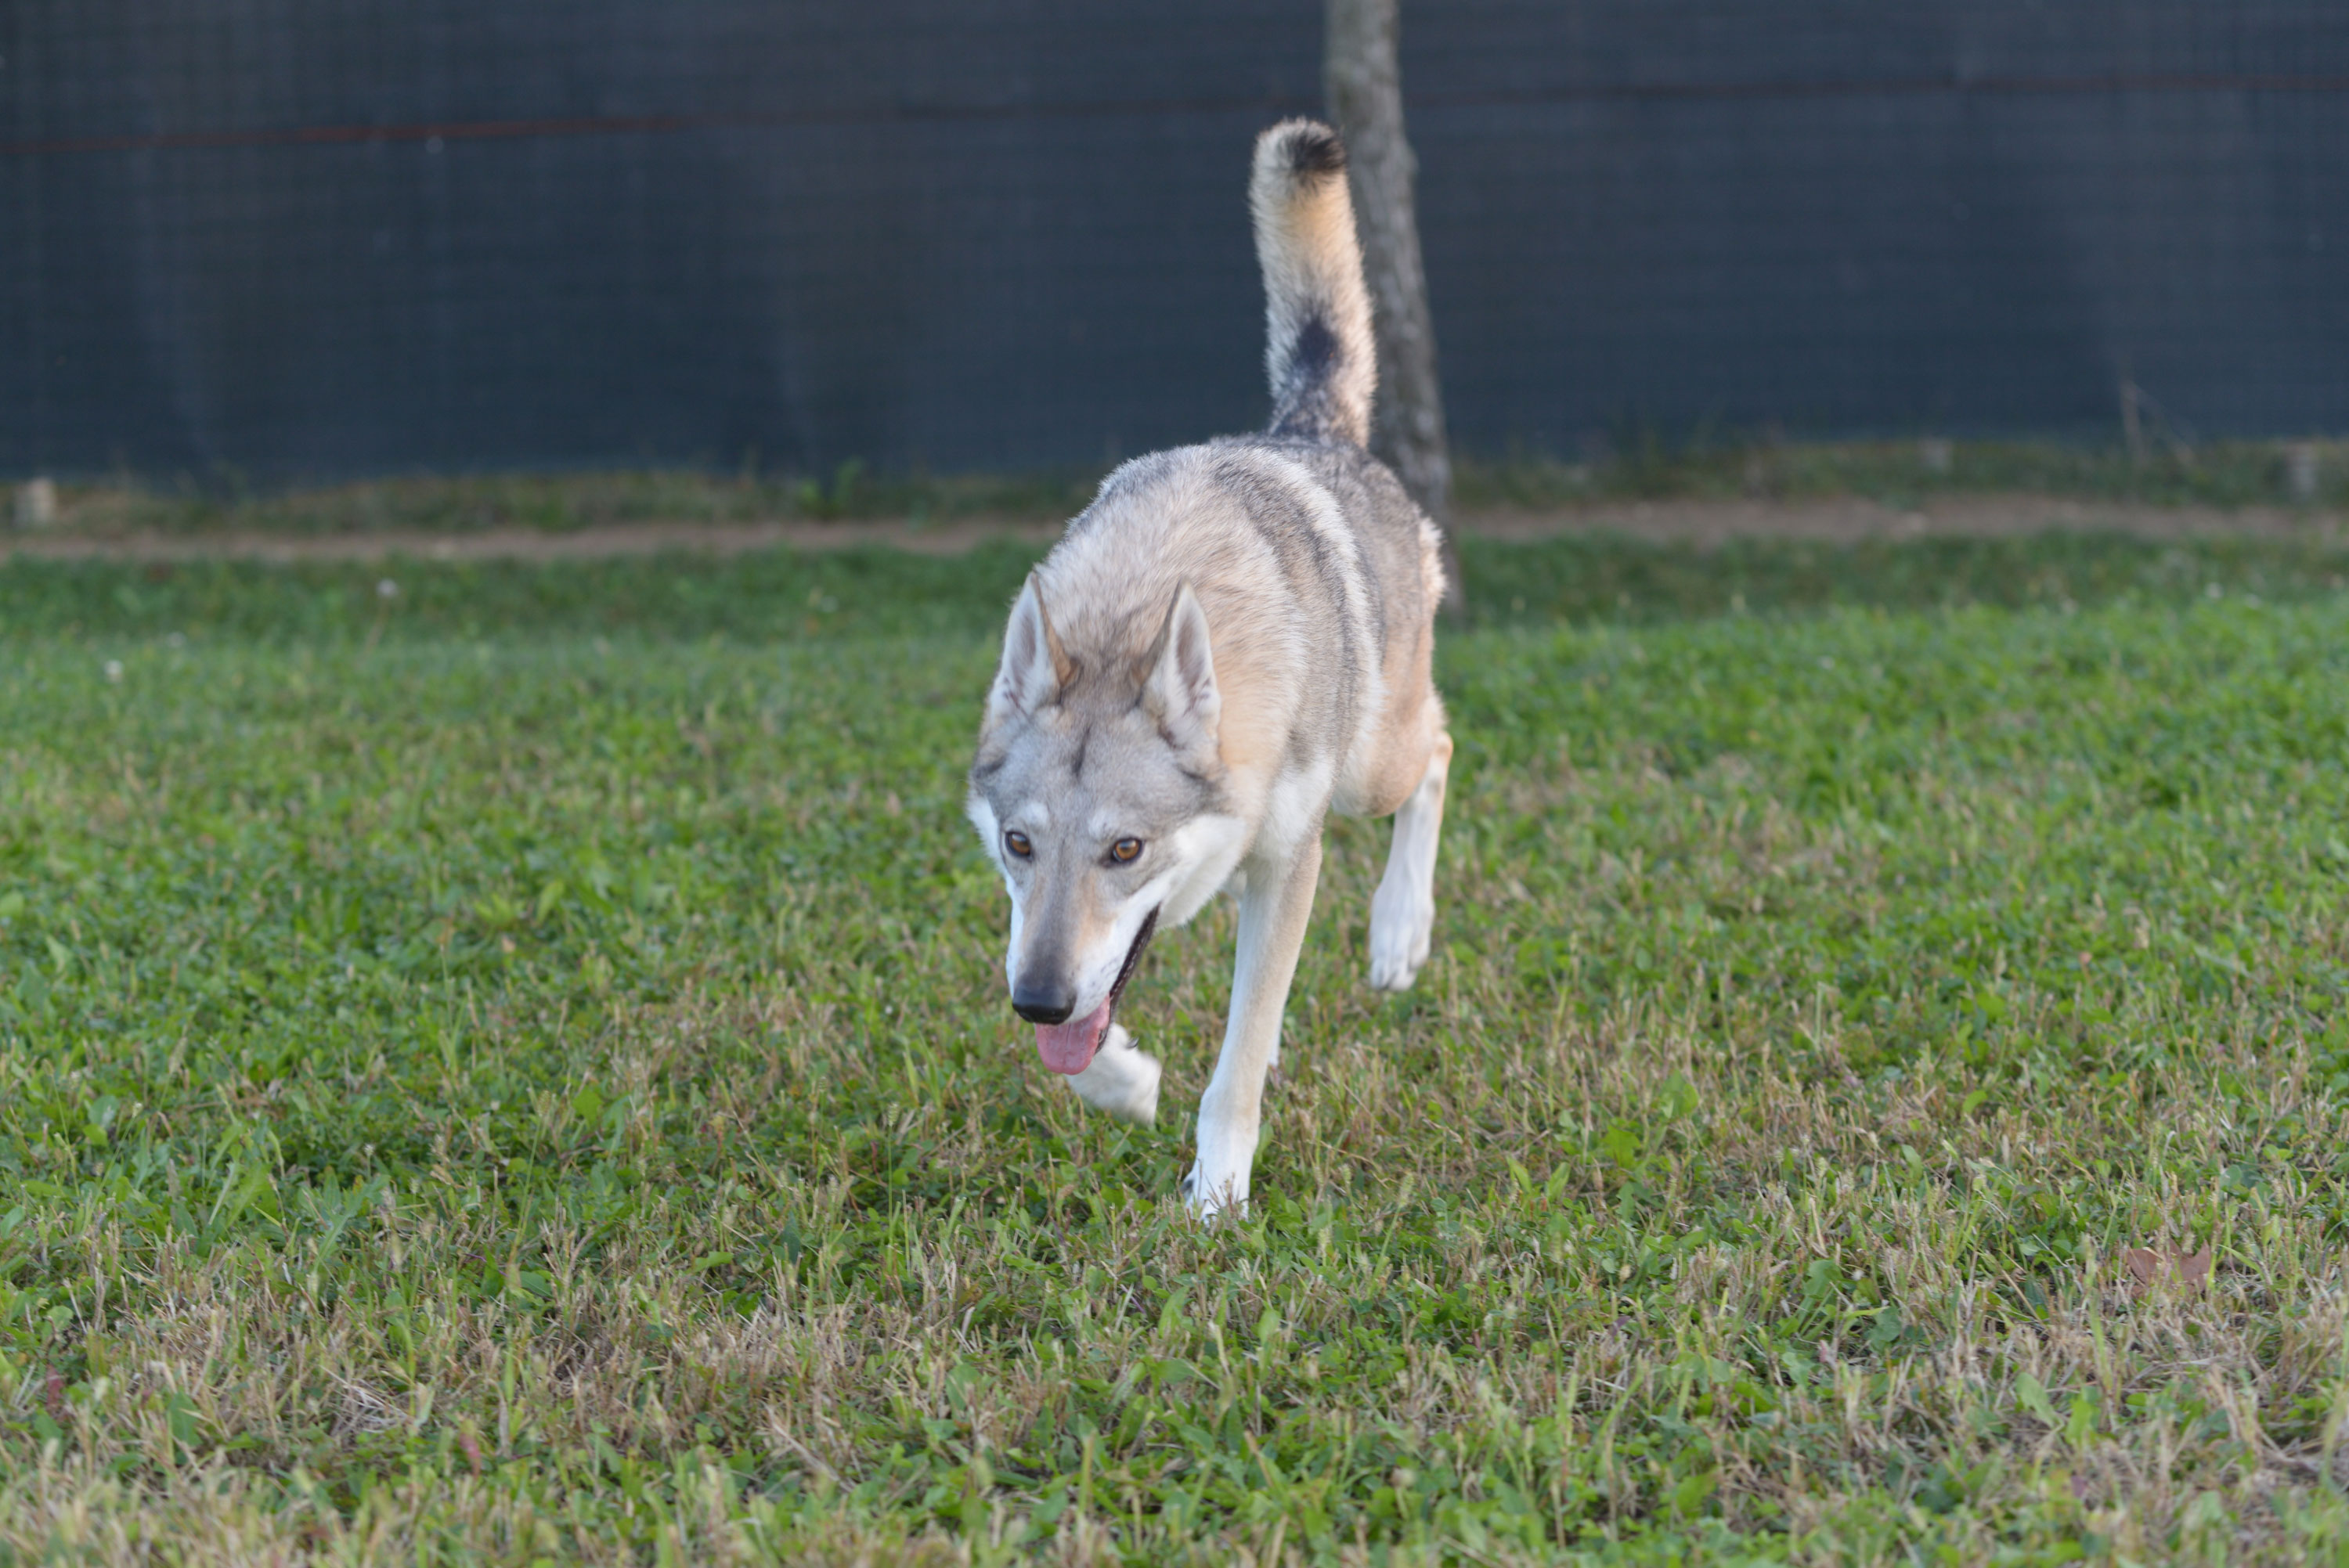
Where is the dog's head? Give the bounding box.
[967,575,1247,1074]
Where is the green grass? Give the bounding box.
[14,463,1105,538]
[1452,438,2349,513]
[3,535,2348,1564]
[16,434,2349,540]
[5,531,2348,647]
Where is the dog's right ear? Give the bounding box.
[986,573,1076,724]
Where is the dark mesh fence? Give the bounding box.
[5,2,2346,481]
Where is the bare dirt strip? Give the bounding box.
[4,496,2344,563]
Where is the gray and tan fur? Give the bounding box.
[968,120,1452,1217]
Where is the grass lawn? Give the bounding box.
[2,534,2347,1564]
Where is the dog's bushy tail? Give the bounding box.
[1250,120,1374,447]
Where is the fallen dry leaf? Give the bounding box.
[2123,1245,2213,1294]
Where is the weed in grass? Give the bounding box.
[1,542,2347,1562]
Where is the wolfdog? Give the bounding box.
[967,120,1452,1217]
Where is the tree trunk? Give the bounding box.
[1326,0,1463,611]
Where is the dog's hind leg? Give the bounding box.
[1369,731,1452,991]
[1185,831,1323,1218]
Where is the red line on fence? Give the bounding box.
[5,74,2344,159]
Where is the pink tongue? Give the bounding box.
[1035,1000,1112,1075]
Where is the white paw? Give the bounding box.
[1064,1025,1160,1124]
[1367,881,1433,990]
[1182,1102,1256,1219]
[1180,1164,1249,1220]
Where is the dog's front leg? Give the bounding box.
[1185,830,1322,1218]
[1065,1023,1160,1124]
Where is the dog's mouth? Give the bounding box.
[1034,907,1160,1076]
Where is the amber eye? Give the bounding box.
[1110,838,1144,864]
[1004,830,1033,859]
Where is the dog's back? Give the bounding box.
[1031,121,1447,828]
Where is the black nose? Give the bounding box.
[1011,982,1075,1026]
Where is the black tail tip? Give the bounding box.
[1279,122,1346,180]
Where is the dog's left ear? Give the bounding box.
[1142,582,1221,755]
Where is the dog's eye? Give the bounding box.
[1004,830,1032,859]
[1110,838,1144,864]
